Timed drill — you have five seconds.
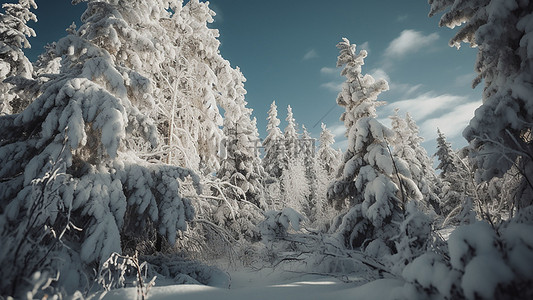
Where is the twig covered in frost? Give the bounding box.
[98,252,156,300]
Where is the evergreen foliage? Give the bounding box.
[430,0,533,207]
[390,110,441,214]
[284,105,299,162]
[263,100,285,180]
[0,0,36,114]
[0,0,201,295]
[327,38,421,254]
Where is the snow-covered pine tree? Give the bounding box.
[327,38,421,254]
[34,41,62,76]
[0,0,36,114]
[435,128,457,180]
[314,123,341,229]
[387,111,438,271]
[429,0,533,209]
[281,156,310,218]
[435,129,462,216]
[284,105,300,162]
[299,125,318,221]
[390,110,441,214]
[263,100,285,180]
[262,101,286,209]
[434,130,476,223]
[70,0,207,246]
[280,105,312,212]
[316,123,341,177]
[217,68,265,208]
[208,67,265,242]
[122,0,267,252]
[396,220,533,299]
[300,125,314,157]
[15,32,67,109]
[278,124,315,220]
[0,0,200,296]
[392,5,533,296]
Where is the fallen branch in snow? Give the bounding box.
[258,225,396,281]
[281,269,366,284]
[345,251,394,277]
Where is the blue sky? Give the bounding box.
[15,0,482,155]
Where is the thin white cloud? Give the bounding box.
[320,67,338,75]
[323,87,480,152]
[370,68,390,83]
[369,68,421,97]
[360,41,370,54]
[303,49,319,60]
[389,83,423,97]
[329,123,346,139]
[321,81,343,93]
[420,101,481,140]
[385,30,439,58]
[454,72,477,87]
[381,92,467,121]
[379,91,481,149]
[320,65,343,93]
[397,14,408,22]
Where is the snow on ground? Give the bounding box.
[102,267,403,300]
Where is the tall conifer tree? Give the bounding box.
[0,0,36,114]
[327,38,420,253]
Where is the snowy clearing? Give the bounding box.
[102,268,402,300]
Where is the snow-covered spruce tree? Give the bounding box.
[0,0,36,115]
[281,156,311,218]
[394,221,533,300]
[429,132,498,226]
[262,100,286,209]
[455,147,507,224]
[390,110,441,214]
[434,130,479,224]
[405,113,442,210]
[11,32,67,109]
[284,105,300,162]
[314,123,341,229]
[0,0,200,296]
[263,100,285,180]
[34,41,62,76]
[384,112,441,273]
[205,67,265,243]
[280,106,314,216]
[429,0,533,210]
[317,122,341,177]
[299,125,318,221]
[217,68,265,208]
[435,128,458,180]
[327,38,422,255]
[279,105,303,206]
